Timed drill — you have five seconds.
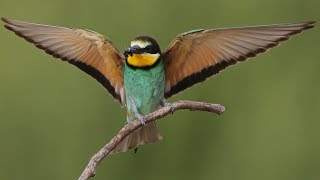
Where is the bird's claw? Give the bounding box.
[136,113,146,125]
[161,100,175,114]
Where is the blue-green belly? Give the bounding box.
[124,61,165,123]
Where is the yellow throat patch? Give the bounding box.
[127,53,160,67]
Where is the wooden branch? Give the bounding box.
[78,100,225,180]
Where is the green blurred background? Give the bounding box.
[0,0,319,179]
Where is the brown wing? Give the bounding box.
[163,22,315,98]
[2,17,126,104]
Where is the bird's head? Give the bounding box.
[124,36,161,68]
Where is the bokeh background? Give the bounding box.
[0,0,319,179]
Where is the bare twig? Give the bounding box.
[78,100,225,180]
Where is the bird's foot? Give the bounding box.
[129,97,147,126]
[161,100,175,114]
[136,113,146,125]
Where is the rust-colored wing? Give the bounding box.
[2,18,126,104]
[163,22,315,98]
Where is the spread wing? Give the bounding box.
[2,17,126,105]
[163,22,315,98]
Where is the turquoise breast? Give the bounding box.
[124,61,165,123]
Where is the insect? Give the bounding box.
[2,18,314,153]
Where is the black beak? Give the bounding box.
[124,45,143,57]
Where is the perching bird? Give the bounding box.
[1,17,314,153]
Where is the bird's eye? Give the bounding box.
[144,45,152,52]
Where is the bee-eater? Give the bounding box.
[1,18,314,153]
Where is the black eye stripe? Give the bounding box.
[143,45,153,53]
[144,45,151,49]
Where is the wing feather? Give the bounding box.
[2,18,126,104]
[163,22,315,98]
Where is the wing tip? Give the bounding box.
[305,21,316,29]
[288,21,315,37]
[301,21,315,29]
[2,23,35,44]
[294,21,315,32]
[2,17,19,32]
[1,17,18,26]
[1,17,9,23]
[1,17,12,29]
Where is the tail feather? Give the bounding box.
[111,122,162,154]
